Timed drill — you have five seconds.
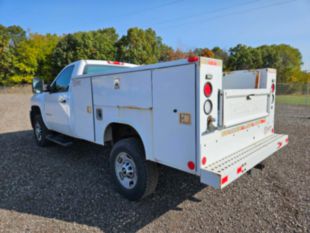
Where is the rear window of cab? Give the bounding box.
[83,65,128,75]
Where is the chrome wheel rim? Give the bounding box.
[35,122,42,141]
[115,152,137,189]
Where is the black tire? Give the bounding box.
[109,137,158,201]
[33,114,50,147]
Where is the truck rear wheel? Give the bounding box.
[109,137,158,201]
[33,115,50,147]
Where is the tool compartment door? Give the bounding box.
[70,78,94,141]
[152,64,197,173]
[223,89,270,127]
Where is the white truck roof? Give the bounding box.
[68,59,138,79]
[82,59,138,67]
[74,58,208,79]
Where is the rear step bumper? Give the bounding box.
[200,134,288,189]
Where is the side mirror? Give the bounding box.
[45,84,51,92]
[32,78,44,94]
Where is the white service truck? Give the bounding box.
[30,57,288,200]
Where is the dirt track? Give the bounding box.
[0,91,309,233]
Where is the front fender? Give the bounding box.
[30,93,49,129]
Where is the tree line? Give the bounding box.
[0,24,309,85]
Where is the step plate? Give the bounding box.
[46,134,73,147]
[200,133,288,189]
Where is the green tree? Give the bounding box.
[212,47,229,70]
[6,25,26,46]
[194,48,214,58]
[0,25,12,84]
[0,24,307,86]
[158,44,174,62]
[159,47,189,61]
[226,44,303,83]
[0,25,26,85]
[13,33,60,83]
[227,44,263,70]
[258,44,303,82]
[51,28,118,77]
[116,28,165,64]
[34,34,60,80]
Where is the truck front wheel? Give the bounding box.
[33,115,50,147]
[109,137,158,201]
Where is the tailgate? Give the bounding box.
[222,89,270,127]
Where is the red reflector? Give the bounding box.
[188,56,199,62]
[285,137,289,143]
[108,61,124,65]
[221,176,228,185]
[277,142,282,148]
[260,119,266,124]
[187,161,195,170]
[204,82,213,97]
[207,60,218,66]
[272,128,274,133]
[271,83,275,92]
[202,156,207,166]
[237,166,243,174]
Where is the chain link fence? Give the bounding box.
[275,82,310,123]
[276,83,310,106]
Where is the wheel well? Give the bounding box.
[30,106,41,128]
[104,123,145,152]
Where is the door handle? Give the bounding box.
[59,97,67,103]
[246,94,255,100]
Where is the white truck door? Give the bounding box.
[44,65,74,135]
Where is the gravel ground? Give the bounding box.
[0,91,309,233]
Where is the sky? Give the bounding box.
[0,0,309,70]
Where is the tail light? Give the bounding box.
[188,56,199,62]
[108,61,124,65]
[203,100,213,114]
[204,82,213,97]
[271,83,275,92]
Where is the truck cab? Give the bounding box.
[30,60,137,139]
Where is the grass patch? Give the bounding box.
[276,95,310,106]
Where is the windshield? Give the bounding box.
[83,65,129,75]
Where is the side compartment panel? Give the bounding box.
[153,64,196,173]
[93,107,154,159]
[70,78,94,141]
[92,71,154,159]
[92,71,152,109]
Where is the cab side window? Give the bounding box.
[51,65,74,92]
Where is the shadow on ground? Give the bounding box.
[0,130,204,232]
